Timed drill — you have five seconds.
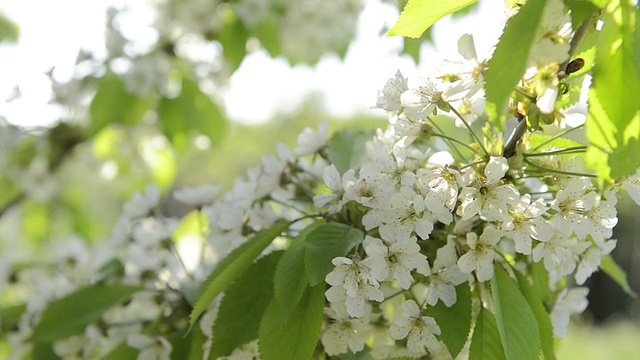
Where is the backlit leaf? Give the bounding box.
[189,220,292,329]
[491,266,540,360]
[485,0,548,120]
[388,0,478,38]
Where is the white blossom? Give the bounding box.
[549,177,598,236]
[457,157,519,222]
[325,257,384,318]
[292,121,329,156]
[502,194,554,255]
[400,78,441,120]
[575,239,616,285]
[457,226,503,282]
[321,302,370,356]
[551,287,589,338]
[426,239,467,307]
[361,235,431,289]
[389,300,441,354]
[376,69,409,113]
[532,229,589,277]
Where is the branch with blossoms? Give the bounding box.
[2,0,640,359]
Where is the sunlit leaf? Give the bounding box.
[429,283,472,357]
[210,252,282,359]
[485,0,548,120]
[590,0,640,144]
[258,284,325,360]
[490,266,540,360]
[304,222,364,286]
[0,11,19,43]
[31,285,142,343]
[189,220,292,329]
[388,0,478,38]
[515,271,555,360]
[600,255,638,298]
[469,308,507,360]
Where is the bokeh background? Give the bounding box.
[0,1,638,358]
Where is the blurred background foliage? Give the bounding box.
[0,1,639,357]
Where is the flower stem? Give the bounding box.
[523,157,596,178]
[523,146,587,157]
[432,132,484,157]
[448,103,490,158]
[530,123,585,151]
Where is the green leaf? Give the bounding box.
[531,260,551,303]
[564,0,600,29]
[210,252,282,359]
[102,342,139,360]
[326,131,372,175]
[0,11,19,43]
[88,74,149,137]
[217,11,248,71]
[274,221,325,317]
[485,0,548,120]
[403,28,433,63]
[304,222,364,286]
[157,79,227,152]
[587,0,612,8]
[491,266,540,360]
[469,308,507,360]
[600,255,638,298]
[31,284,142,343]
[590,0,640,145]
[526,133,585,153]
[169,326,206,360]
[189,220,292,329]
[255,18,282,58]
[388,0,478,38]
[515,271,556,360]
[258,284,325,360]
[609,137,640,179]
[429,283,472,358]
[32,342,60,360]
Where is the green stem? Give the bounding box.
[432,132,484,157]
[426,117,467,161]
[447,103,490,158]
[531,123,585,151]
[459,159,487,171]
[523,146,587,157]
[523,157,596,178]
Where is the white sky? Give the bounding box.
[0,0,507,127]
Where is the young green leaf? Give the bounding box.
[0,12,20,43]
[210,252,282,359]
[274,221,325,316]
[258,284,325,360]
[88,74,150,137]
[157,79,227,152]
[609,137,640,179]
[189,220,292,329]
[590,0,640,145]
[168,325,206,360]
[387,0,478,38]
[600,255,638,298]
[31,284,142,343]
[429,283,472,358]
[304,222,364,286]
[469,308,507,360]
[531,260,551,303]
[327,131,372,175]
[484,0,548,120]
[515,271,556,360]
[490,266,541,360]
